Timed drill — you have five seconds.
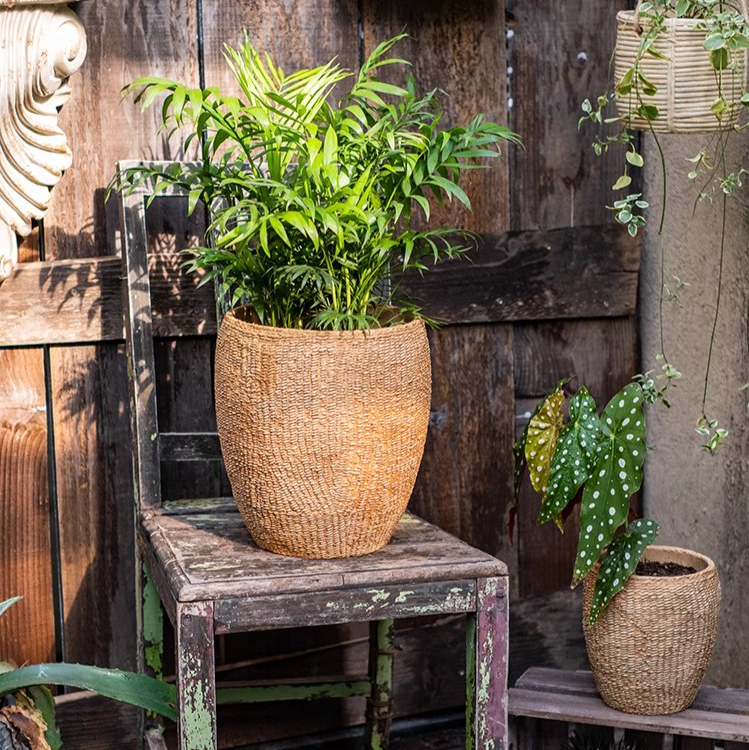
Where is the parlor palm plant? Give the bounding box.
[115,33,520,330]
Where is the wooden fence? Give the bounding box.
[0,1,638,747]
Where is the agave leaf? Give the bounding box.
[539,387,603,525]
[573,384,646,585]
[589,518,659,624]
[27,688,61,750]
[0,665,177,722]
[0,599,21,618]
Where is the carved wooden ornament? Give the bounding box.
[0,1,88,277]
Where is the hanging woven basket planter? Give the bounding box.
[615,2,748,133]
[583,545,721,715]
[214,307,432,560]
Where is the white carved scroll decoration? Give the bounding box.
[0,2,88,278]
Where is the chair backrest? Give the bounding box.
[119,159,222,510]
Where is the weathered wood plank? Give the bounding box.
[214,580,477,633]
[0,350,55,665]
[412,324,518,597]
[159,432,222,462]
[362,0,510,235]
[468,577,509,750]
[55,692,141,750]
[510,670,749,742]
[0,225,640,347]
[50,344,138,669]
[505,0,630,230]
[0,254,215,347]
[176,601,217,750]
[141,510,505,600]
[401,226,640,324]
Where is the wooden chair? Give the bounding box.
[118,160,510,750]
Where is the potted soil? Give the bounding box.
[514,381,721,714]
[114,35,520,558]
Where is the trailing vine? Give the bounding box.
[580,0,749,452]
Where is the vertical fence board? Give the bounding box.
[362,0,510,234]
[40,0,200,700]
[0,350,55,665]
[414,325,518,590]
[506,0,629,231]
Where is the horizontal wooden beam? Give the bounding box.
[400,224,640,324]
[0,224,639,348]
[0,253,216,348]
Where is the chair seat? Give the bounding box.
[139,498,506,633]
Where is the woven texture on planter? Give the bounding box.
[615,8,747,133]
[214,309,432,559]
[583,546,720,715]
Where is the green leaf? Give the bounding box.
[588,518,660,624]
[0,664,177,721]
[525,385,567,496]
[704,33,726,51]
[636,104,659,121]
[572,384,646,585]
[612,174,632,191]
[513,379,570,505]
[28,685,63,750]
[675,0,689,16]
[710,47,730,71]
[0,597,21,617]
[625,151,644,168]
[539,387,604,525]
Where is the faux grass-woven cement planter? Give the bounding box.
[214,308,432,559]
[583,545,720,715]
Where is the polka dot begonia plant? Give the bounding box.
[514,381,660,624]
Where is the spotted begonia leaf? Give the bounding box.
[589,518,659,624]
[573,383,646,585]
[538,387,603,525]
[512,379,569,505]
[524,388,566,496]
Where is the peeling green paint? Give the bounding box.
[394,590,413,603]
[142,572,163,677]
[217,679,370,704]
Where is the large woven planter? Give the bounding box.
[615,9,746,133]
[214,308,432,559]
[583,546,720,715]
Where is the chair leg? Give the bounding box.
[364,618,396,750]
[466,577,509,750]
[176,601,217,750]
[142,569,166,744]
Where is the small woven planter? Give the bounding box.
[214,308,432,559]
[615,7,747,133]
[583,545,720,715]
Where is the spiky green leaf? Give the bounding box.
[0,598,21,618]
[572,384,646,584]
[0,664,177,721]
[589,518,659,623]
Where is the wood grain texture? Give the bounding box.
[55,692,141,750]
[0,254,215,347]
[201,0,359,94]
[412,324,518,595]
[40,0,200,689]
[513,319,638,597]
[0,350,55,665]
[510,669,749,742]
[401,225,641,324]
[505,0,630,230]
[141,508,504,602]
[362,0,510,234]
[50,344,138,670]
